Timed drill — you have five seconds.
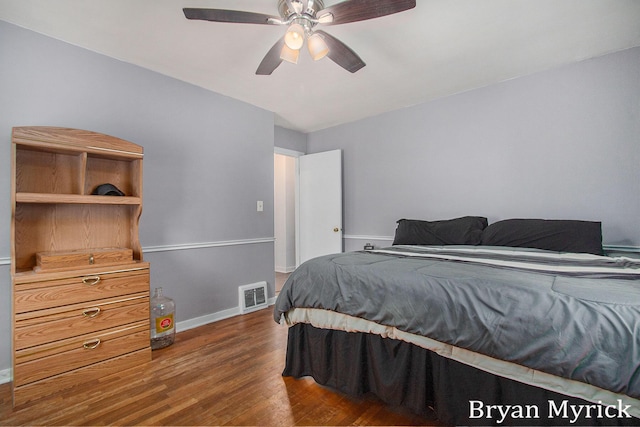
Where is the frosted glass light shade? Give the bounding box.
[280,44,300,64]
[307,33,329,60]
[284,23,305,50]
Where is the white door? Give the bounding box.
[297,149,343,265]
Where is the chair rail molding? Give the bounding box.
[143,237,275,254]
[343,235,640,254]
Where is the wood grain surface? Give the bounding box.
[1,308,444,426]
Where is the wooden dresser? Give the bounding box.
[10,127,151,406]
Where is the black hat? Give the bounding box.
[92,183,125,196]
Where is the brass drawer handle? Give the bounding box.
[82,307,101,318]
[83,338,101,350]
[82,276,101,286]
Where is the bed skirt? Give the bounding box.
[283,323,638,426]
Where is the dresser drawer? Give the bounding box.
[14,295,149,350]
[12,349,151,407]
[14,268,149,314]
[14,321,149,387]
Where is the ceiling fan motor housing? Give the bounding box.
[278,0,325,20]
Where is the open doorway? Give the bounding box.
[274,150,299,292]
[274,148,343,292]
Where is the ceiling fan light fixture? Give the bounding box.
[184,0,416,74]
[307,32,329,60]
[280,44,300,64]
[284,23,305,50]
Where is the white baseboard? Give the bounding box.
[176,307,240,332]
[0,368,11,385]
[176,297,277,333]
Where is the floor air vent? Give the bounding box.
[239,281,268,314]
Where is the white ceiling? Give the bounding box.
[1,0,639,133]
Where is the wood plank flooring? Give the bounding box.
[0,307,444,426]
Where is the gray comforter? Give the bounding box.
[274,245,640,398]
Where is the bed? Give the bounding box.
[273,217,640,425]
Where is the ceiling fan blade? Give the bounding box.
[317,0,416,25]
[315,30,365,73]
[183,8,282,25]
[256,38,285,75]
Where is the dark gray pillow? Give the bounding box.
[480,219,603,255]
[392,216,488,246]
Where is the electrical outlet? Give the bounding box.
[257,201,263,212]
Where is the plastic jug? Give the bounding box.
[150,287,175,350]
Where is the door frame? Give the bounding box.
[274,147,303,268]
[274,147,342,268]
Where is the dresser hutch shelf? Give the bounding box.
[10,126,151,406]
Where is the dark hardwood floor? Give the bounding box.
[0,307,443,426]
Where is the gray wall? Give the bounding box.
[0,21,275,374]
[275,126,307,153]
[308,47,640,252]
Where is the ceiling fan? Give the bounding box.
[183,0,416,75]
